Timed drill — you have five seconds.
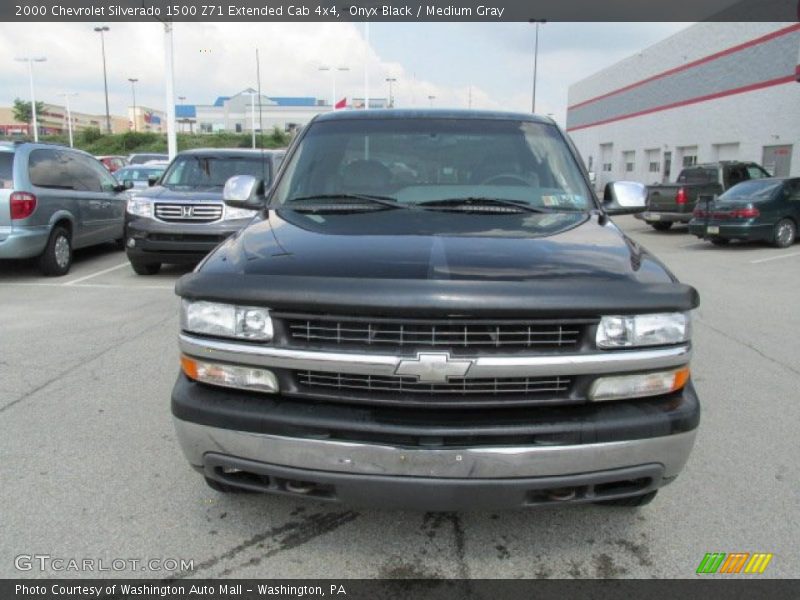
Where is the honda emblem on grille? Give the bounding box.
[182,206,193,218]
[395,353,472,384]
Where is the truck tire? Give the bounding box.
[772,219,796,249]
[595,490,658,507]
[38,225,73,276]
[130,260,161,276]
[650,222,672,231]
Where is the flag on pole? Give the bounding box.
[335,97,347,110]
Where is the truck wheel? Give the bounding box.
[710,238,729,246]
[650,222,672,231]
[772,219,796,248]
[130,260,161,275]
[38,225,73,276]
[204,476,252,494]
[595,491,658,507]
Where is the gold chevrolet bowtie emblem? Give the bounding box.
[395,353,473,384]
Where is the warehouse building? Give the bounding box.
[567,23,800,191]
[175,89,390,134]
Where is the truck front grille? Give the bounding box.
[295,371,573,407]
[154,203,223,223]
[281,314,592,353]
[297,371,571,395]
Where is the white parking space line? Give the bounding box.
[62,262,132,285]
[749,252,800,264]
[0,282,174,291]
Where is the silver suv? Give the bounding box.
[0,142,129,276]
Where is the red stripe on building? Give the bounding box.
[567,75,797,132]
[568,24,800,111]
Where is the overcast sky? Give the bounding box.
[0,22,689,126]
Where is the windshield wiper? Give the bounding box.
[281,193,406,211]
[413,197,558,213]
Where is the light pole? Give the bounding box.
[428,95,436,108]
[93,26,112,133]
[15,57,46,142]
[385,77,397,108]
[128,78,138,132]
[163,22,177,159]
[529,19,546,114]
[244,91,257,149]
[319,66,349,110]
[58,92,78,147]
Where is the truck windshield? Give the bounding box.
[162,155,270,190]
[272,118,594,211]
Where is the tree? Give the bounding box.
[12,97,45,124]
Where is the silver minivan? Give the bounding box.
[0,142,130,276]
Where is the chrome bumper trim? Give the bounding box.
[179,333,691,378]
[174,419,697,479]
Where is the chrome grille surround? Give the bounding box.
[154,203,223,223]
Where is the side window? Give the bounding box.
[29,149,74,189]
[66,153,116,192]
[83,155,118,192]
[726,166,748,188]
[787,181,800,201]
[747,165,769,180]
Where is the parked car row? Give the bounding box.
[638,160,798,248]
[0,141,283,276]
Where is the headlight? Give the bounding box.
[589,367,690,402]
[225,206,257,220]
[126,196,152,218]
[181,300,273,341]
[596,312,690,348]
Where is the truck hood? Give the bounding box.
[176,209,699,317]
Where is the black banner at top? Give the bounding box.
[3,0,800,22]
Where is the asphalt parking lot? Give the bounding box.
[1,216,798,579]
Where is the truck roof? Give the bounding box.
[313,108,555,124]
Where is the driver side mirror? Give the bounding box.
[122,179,135,190]
[147,175,160,187]
[603,181,647,215]
[223,175,267,209]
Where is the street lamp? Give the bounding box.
[128,78,138,132]
[244,90,257,149]
[93,26,112,133]
[529,19,546,114]
[385,77,397,108]
[58,92,78,147]
[428,95,436,108]
[15,57,47,142]
[319,66,349,110]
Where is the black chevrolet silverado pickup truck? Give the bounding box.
[172,110,700,511]
[642,161,771,230]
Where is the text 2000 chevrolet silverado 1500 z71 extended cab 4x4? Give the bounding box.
[171,110,700,511]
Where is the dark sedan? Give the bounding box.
[689,178,800,248]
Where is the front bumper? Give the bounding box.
[642,211,692,224]
[172,372,700,509]
[124,215,249,264]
